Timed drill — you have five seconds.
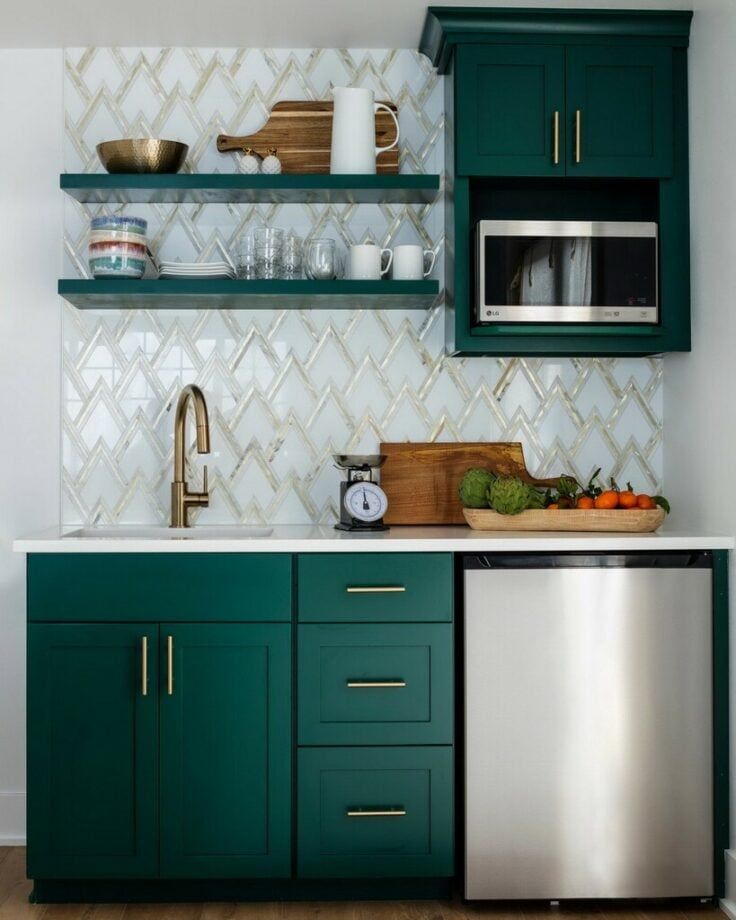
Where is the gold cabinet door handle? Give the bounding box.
[346,808,407,818]
[141,636,148,697]
[346,586,406,594]
[553,110,560,165]
[167,635,174,696]
[346,680,407,688]
[575,109,582,164]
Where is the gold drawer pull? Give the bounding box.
[346,586,406,594]
[347,808,407,818]
[346,680,407,689]
[167,634,174,696]
[141,636,148,697]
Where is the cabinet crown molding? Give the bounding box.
[419,7,693,72]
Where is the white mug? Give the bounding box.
[391,244,436,280]
[348,243,393,280]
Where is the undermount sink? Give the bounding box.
[64,526,273,540]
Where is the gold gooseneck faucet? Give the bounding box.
[171,384,211,528]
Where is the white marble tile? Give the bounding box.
[61,47,664,526]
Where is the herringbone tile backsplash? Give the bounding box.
[62,47,663,526]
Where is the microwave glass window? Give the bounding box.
[483,236,657,309]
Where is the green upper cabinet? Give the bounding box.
[160,623,292,879]
[420,7,692,356]
[454,42,673,179]
[456,44,565,177]
[27,624,159,880]
[566,45,673,177]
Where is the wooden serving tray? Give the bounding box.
[217,101,399,174]
[463,507,666,533]
[380,442,560,525]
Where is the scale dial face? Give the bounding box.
[344,481,388,523]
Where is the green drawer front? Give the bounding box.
[298,624,453,745]
[27,553,291,622]
[298,746,453,878]
[297,553,452,622]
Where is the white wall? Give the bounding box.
[0,50,63,843]
[664,0,736,901]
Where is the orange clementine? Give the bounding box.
[618,490,637,509]
[636,494,656,509]
[594,490,620,510]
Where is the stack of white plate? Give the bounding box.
[158,261,235,280]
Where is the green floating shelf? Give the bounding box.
[58,279,441,310]
[60,173,441,205]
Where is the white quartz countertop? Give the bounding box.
[13,524,735,553]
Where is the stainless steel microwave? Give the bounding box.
[476,220,658,324]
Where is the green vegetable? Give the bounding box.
[526,487,548,510]
[458,468,497,508]
[556,475,580,499]
[488,476,532,515]
[653,495,671,514]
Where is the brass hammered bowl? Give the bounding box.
[96,138,189,174]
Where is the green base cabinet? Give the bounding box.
[160,623,291,878]
[27,624,159,880]
[297,746,454,878]
[298,623,453,745]
[27,552,454,893]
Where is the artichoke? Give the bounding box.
[488,476,532,515]
[459,468,497,508]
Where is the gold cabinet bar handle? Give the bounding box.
[553,110,560,165]
[346,680,407,688]
[346,586,406,594]
[346,808,407,818]
[575,109,582,164]
[167,635,174,696]
[141,636,148,697]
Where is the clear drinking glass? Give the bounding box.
[254,227,284,279]
[282,234,303,280]
[237,233,257,280]
[304,238,339,281]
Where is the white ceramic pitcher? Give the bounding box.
[330,87,400,175]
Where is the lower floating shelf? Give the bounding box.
[58,279,440,310]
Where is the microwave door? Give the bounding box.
[516,238,592,309]
[477,220,658,324]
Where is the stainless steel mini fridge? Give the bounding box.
[464,552,713,900]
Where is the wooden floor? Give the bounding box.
[0,848,726,920]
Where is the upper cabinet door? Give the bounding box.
[27,624,159,880]
[160,623,291,879]
[455,44,565,176]
[566,45,673,177]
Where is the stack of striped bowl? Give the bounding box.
[88,215,148,278]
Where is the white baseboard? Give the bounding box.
[0,792,25,846]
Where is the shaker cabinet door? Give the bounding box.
[565,44,673,177]
[159,623,291,878]
[455,44,565,176]
[27,624,159,879]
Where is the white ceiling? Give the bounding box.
[0,0,693,49]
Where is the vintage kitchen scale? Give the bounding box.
[333,454,389,532]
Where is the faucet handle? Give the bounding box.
[202,464,209,495]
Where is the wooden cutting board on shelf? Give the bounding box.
[216,101,399,174]
[380,442,561,525]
